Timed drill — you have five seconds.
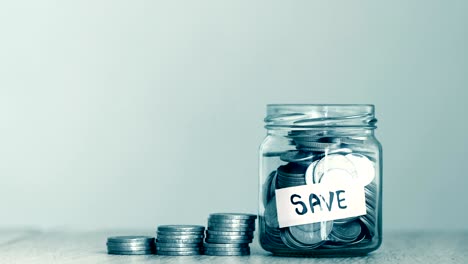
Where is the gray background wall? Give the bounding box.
[1,1,467,231]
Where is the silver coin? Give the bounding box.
[330,220,362,242]
[156,247,202,252]
[156,242,201,248]
[263,171,276,206]
[304,160,319,184]
[107,236,155,244]
[204,247,250,253]
[157,234,204,240]
[157,225,205,232]
[295,141,340,149]
[345,153,375,186]
[277,164,307,178]
[156,238,204,244]
[206,234,252,240]
[263,151,288,157]
[157,250,201,256]
[208,218,255,224]
[264,199,279,229]
[157,230,203,236]
[207,226,255,232]
[107,249,154,255]
[107,244,153,251]
[204,250,250,256]
[280,228,324,249]
[106,241,154,247]
[339,137,366,145]
[209,213,257,220]
[333,216,359,224]
[312,154,358,184]
[208,222,255,229]
[289,222,321,233]
[280,151,316,163]
[205,238,252,244]
[288,221,333,245]
[206,230,254,237]
[203,243,249,248]
[359,216,375,236]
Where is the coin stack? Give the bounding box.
[155,225,205,256]
[204,213,257,256]
[106,236,155,255]
[261,131,378,252]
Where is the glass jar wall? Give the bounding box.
[259,104,382,256]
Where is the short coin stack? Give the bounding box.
[106,236,155,255]
[156,225,205,256]
[204,213,257,256]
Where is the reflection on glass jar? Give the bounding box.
[259,104,382,256]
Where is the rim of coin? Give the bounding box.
[345,153,375,186]
[208,223,255,229]
[157,234,204,239]
[304,160,319,184]
[156,242,201,248]
[203,242,250,248]
[329,220,362,242]
[204,251,250,256]
[156,247,202,252]
[107,236,155,244]
[264,199,279,229]
[156,238,204,244]
[277,164,307,177]
[157,225,205,232]
[206,230,253,236]
[204,248,250,253]
[106,241,155,247]
[208,218,256,224]
[263,171,276,206]
[157,251,201,256]
[280,229,324,250]
[280,151,316,163]
[107,244,153,250]
[295,141,341,149]
[288,221,333,246]
[205,238,252,244]
[205,234,253,240]
[207,226,255,232]
[312,154,358,184]
[209,213,257,220]
[108,250,154,255]
[157,230,204,235]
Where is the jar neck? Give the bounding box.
[264,104,377,137]
[267,128,374,137]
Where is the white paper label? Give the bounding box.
[275,182,367,228]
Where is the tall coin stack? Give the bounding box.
[106,236,155,255]
[204,213,257,256]
[155,225,205,256]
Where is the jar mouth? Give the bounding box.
[265,104,377,130]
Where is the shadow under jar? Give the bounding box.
[259,104,382,257]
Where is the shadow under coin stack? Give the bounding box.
[106,236,155,255]
[204,213,257,256]
[156,225,205,256]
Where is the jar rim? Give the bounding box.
[265,104,377,130]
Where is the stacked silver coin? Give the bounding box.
[261,131,379,252]
[106,236,155,255]
[156,225,205,256]
[204,213,257,256]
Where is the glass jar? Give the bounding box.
[259,104,382,256]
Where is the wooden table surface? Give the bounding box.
[0,229,466,263]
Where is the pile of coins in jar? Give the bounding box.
[261,130,379,254]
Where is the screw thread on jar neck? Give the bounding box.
[264,104,377,136]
